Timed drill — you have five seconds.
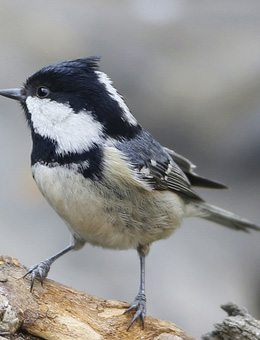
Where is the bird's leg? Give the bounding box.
[23,244,74,291]
[125,245,149,330]
[23,237,85,291]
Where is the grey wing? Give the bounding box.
[164,147,228,189]
[148,157,202,200]
[116,130,202,201]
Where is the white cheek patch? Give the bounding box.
[26,96,104,154]
[95,71,138,126]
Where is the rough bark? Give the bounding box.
[202,302,260,340]
[0,255,195,340]
[1,256,259,340]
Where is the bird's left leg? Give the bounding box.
[124,244,149,330]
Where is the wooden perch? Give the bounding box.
[0,255,195,340]
[202,302,260,340]
[1,255,259,340]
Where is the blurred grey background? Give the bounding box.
[0,1,260,338]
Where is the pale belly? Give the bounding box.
[32,163,185,250]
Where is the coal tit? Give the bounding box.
[0,57,259,330]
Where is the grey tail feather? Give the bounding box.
[195,202,260,232]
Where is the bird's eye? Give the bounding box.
[36,86,50,98]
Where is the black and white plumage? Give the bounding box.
[0,57,259,329]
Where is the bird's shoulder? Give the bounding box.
[107,129,202,201]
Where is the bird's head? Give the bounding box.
[0,57,140,156]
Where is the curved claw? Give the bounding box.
[23,259,52,291]
[124,293,146,330]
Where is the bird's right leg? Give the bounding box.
[23,236,85,291]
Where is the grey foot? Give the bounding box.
[124,293,146,330]
[23,259,52,291]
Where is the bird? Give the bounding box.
[0,57,259,330]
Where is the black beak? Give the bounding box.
[0,88,26,102]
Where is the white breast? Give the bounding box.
[31,148,185,250]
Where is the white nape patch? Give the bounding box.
[26,96,104,154]
[95,71,138,126]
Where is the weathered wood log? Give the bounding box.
[202,302,260,340]
[0,255,195,340]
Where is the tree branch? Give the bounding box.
[1,256,259,340]
[202,302,260,340]
[0,255,195,340]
